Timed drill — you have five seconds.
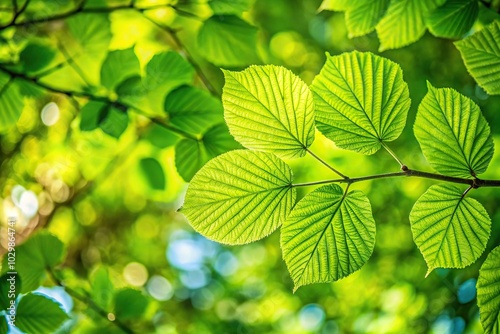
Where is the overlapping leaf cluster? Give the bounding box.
[182,51,500,331]
[321,0,500,95]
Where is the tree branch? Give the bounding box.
[46,267,134,334]
[292,169,500,188]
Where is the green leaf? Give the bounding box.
[427,0,479,39]
[455,20,500,95]
[0,74,23,134]
[67,13,111,58]
[143,123,181,148]
[80,102,129,139]
[19,43,55,73]
[139,158,166,190]
[222,65,315,159]
[90,266,114,311]
[477,245,500,334]
[376,0,439,51]
[409,184,491,275]
[346,0,390,38]
[99,107,128,139]
[281,184,376,291]
[113,289,148,319]
[16,293,69,334]
[143,51,194,92]
[175,123,242,182]
[414,82,494,178]
[311,51,410,155]
[166,85,224,135]
[182,150,296,244]
[100,48,141,90]
[2,232,65,293]
[0,274,21,311]
[198,15,260,67]
[209,0,252,15]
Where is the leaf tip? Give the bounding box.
[425,267,434,278]
[425,80,435,91]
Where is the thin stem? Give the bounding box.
[306,148,348,179]
[381,142,406,169]
[292,169,500,188]
[46,267,134,334]
[0,65,199,140]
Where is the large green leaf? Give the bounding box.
[410,184,491,275]
[197,15,260,67]
[222,65,315,159]
[281,184,376,291]
[166,85,224,136]
[311,51,410,155]
[414,82,494,178]
[376,0,439,51]
[182,150,296,245]
[16,293,69,334]
[0,73,23,134]
[175,123,242,182]
[1,232,65,293]
[427,0,479,39]
[477,246,500,334]
[455,20,500,95]
[346,0,390,38]
[100,48,141,90]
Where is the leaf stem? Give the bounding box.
[305,148,348,179]
[292,169,500,188]
[381,142,406,169]
[46,267,134,334]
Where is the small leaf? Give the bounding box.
[223,65,315,159]
[143,51,195,92]
[80,102,128,139]
[166,85,224,135]
[19,43,55,73]
[90,266,114,312]
[281,184,376,291]
[477,245,500,334]
[455,20,500,95]
[99,107,128,139]
[345,0,390,38]
[0,74,23,134]
[182,150,296,244]
[16,293,69,334]
[100,48,141,90]
[139,158,166,190]
[143,123,181,148]
[113,289,148,320]
[2,232,65,293]
[410,184,491,275]
[311,51,410,154]
[376,0,439,51]
[414,82,494,178]
[427,0,479,39]
[175,123,242,182]
[198,15,260,67]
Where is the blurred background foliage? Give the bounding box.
[0,0,499,333]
